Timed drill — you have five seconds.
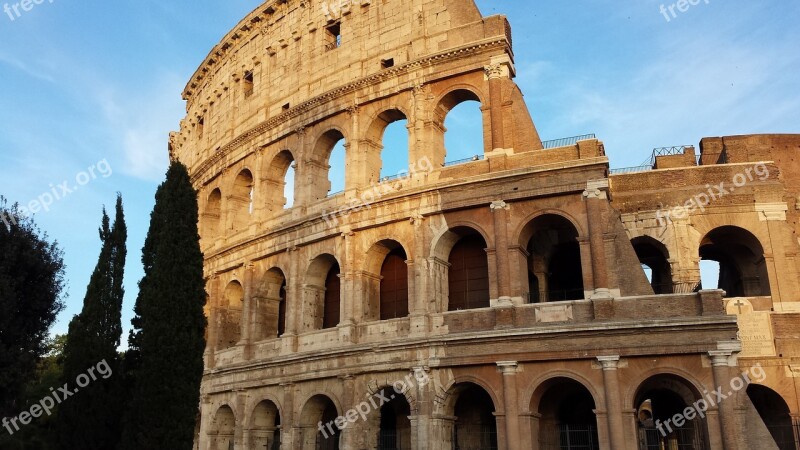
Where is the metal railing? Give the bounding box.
[649,281,702,295]
[377,429,410,450]
[541,134,597,149]
[442,154,484,167]
[609,165,653,175]
[453,428,498,450]
[638,426,707,450]
[380,172,410,183]
[327,189,345,198]
[540,424,600,450]
[525,289,585,303]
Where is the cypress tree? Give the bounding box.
[58,194,126,450]
[120,162,206,450]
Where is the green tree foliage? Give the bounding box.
[58,195,127,450]
[0,198,65,420]
[120,162,206,450]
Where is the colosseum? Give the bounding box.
[168,1,800,449]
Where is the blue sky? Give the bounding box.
[1,0,798,340]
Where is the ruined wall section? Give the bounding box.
[169,0,525,173]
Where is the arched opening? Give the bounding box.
[437,90,484,167]
[230,169,254,229]
[380,248,409,320]
[632,236,673,294]
[747,384,798,450]
[253,268,288,341]
[304,254,342,331]
[521,214,584,302]
[218,281,244,350]
[323,264,341,329]
[365,109,410,183]
[451,383,498,450]
[447,228,490,311]
[311,129,347,200]
[534,378,599,450]
[299,395,340,450]
[634,375,709,450]
[249,400,281,450]
[204,188,222,240]
[364,240,410,321]
[209,405,236,450]
[699,226,770,297]
[265,150,296,213]
[363,387,412,450]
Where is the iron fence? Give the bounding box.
[442,154,484,167]
[452,428,498,450]
[541,134,597,149]
[638,426,707,450]
[539,424,600,450]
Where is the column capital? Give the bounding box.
[597,355,621,370]
[490,200,510,211]
[708,351,733,367]
[583,179,609,200]
[497,361,519,374]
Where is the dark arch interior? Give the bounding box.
[747,385,796,450]
[699,226,770,297]
[378,388,411,450]
[632,237,673,294]
[453,384,498,450]
[380,247,409,320]
[323,263,341,329]
[635,377,708,450]
[525,215,584,302]
[537,378,599,450]
[448,230,490,311]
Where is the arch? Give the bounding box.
[747,384,797,449]
[365,108,410,183]
[299,394,341,450]
[203,188,223,240]
[361,386,412,450]
[632,236,674,294]
[445,382,498,450]
[248,400,282,450]
[208,405,236,450]
[310,129,347,200]
[519,214,584,302]
[253,268,288,341]
[443,227,490,311]
[229,169,254,229]
[433,87,486,167]
[699,226,770,297]
[633,373,710,450]
[531,377,599,450]
[265,150,296,213]
[218,281,244,349]
[304,254,341,331]
[363,240,410,321]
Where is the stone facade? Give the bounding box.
[169,1,800,449]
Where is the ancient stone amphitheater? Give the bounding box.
[168,1,800,449]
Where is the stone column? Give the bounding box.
[498,362,521,450]
[339,230,356,343]
[709,350,737,450]
[240,263,255,359]
[583,180,612,299]
[205,275,221,369]
[491,201,513,305]
[281,247,300,354]
[485,64,506,151]
[411,366,432,450]
[791,414,800,450]
[282,383,296,450]
[340,375,356,450]
[597,356,626,450]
